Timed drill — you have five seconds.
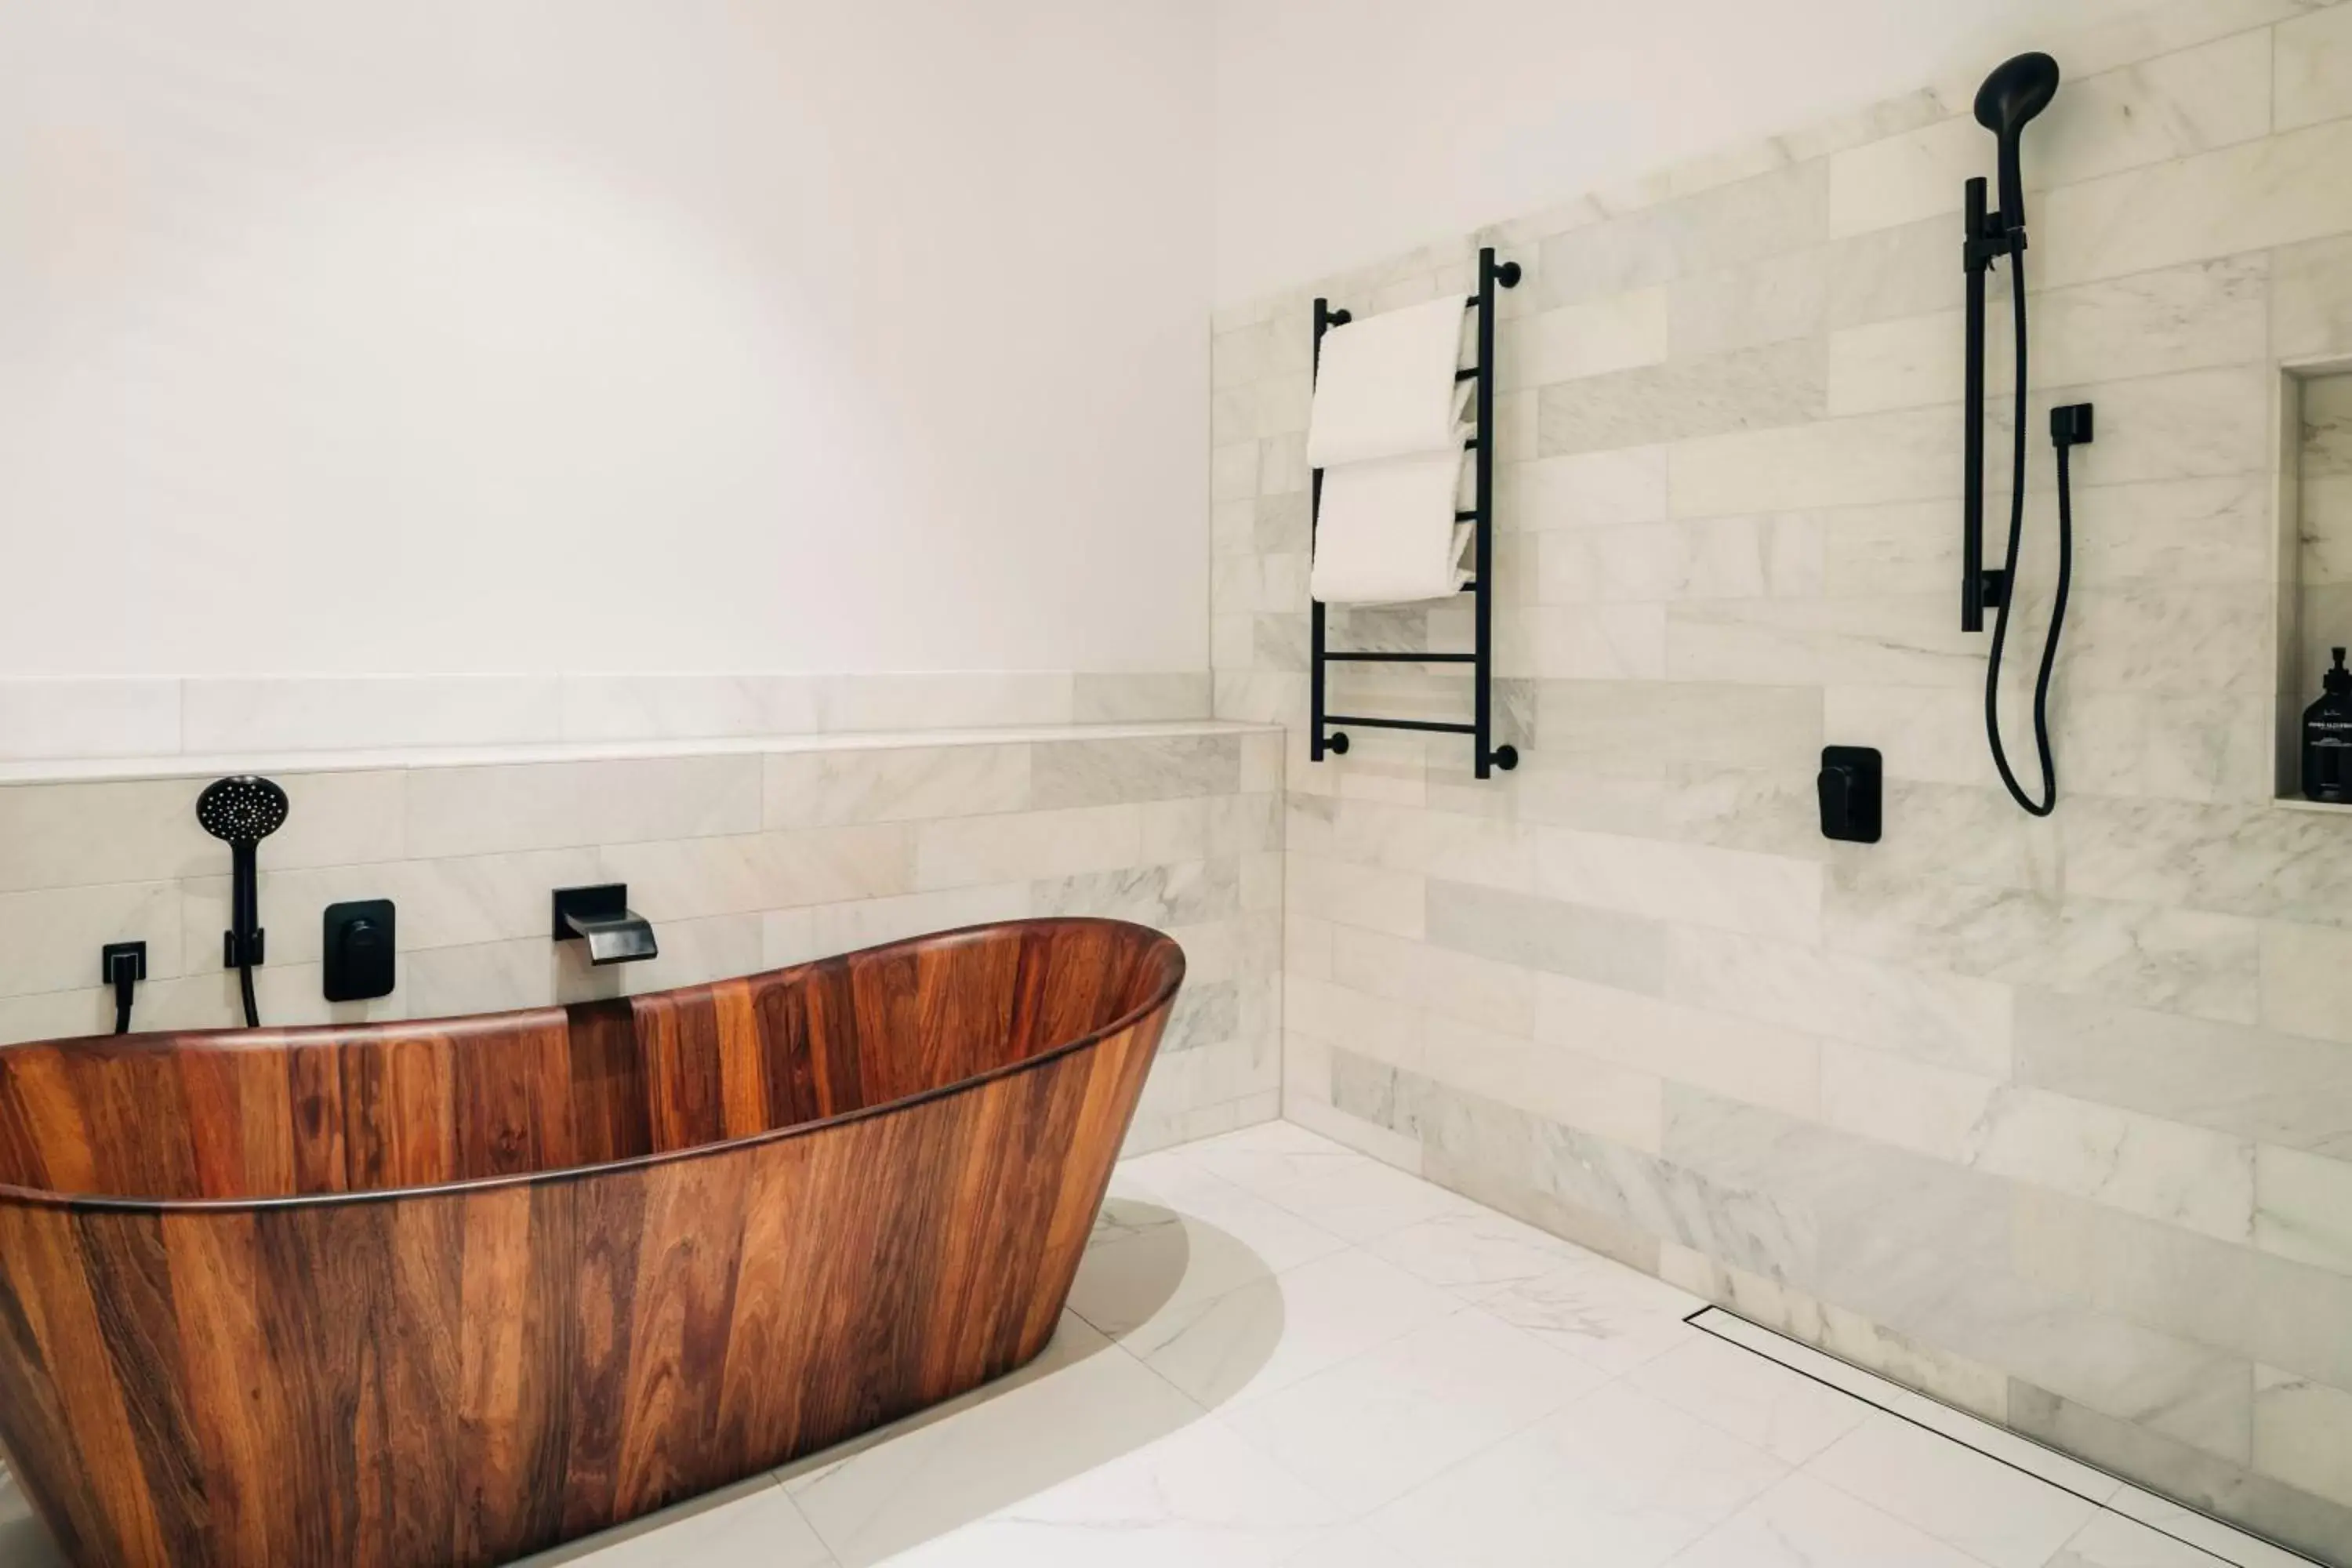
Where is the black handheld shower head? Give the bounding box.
[195,775,290,846]
[196,775,289,1026]
[1974,52,2060,235]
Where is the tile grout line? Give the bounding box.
[1682,1305,2322,1568]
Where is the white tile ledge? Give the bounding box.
[2272,796,2352,815]
[0,720,1280,790]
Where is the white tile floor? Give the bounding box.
[0,1120,2321,1568]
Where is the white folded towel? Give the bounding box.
[1307,296,1472,467]
[1310,447,1473,605]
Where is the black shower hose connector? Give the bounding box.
[103,942,146,1036]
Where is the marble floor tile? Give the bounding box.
[782,1316,1203,1567]
[1368,1381,1788,1567]
[1364,1204,1587,1298]
[1189,1116,1355,1160]
[2108,1489,2323,1568]
[1478,1247,1708,1373]
[517,1475,832,1567]
[1694,1307,1926,1405]
[1069,1174,1348,1341]
[1114,1139,1258,1201]
[1688,1309,2304,1568]
[1277,1522,1420,1566]
[1885,1390,2127,1506]
[877,1417,1339,1568]
[1185,1124,1486,1241]
[1671,1472,1990,1568]
[1628,1331,1877,1465]
[2049,1508,2246,1567]
[1133,1245,1466,1410]
[1221,1306,1608,1514]
[1805,1410,2101,1568]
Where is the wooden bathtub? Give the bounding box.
[0,916,1181,1568]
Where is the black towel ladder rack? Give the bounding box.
[1308,245,1519,779]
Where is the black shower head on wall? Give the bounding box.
[1973,50,2060,135]
[196,775,289,1028]
[194,775,290,845]
[1973,51,2060,234]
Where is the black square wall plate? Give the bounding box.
[1818,746,1883,844]
[323,898,397,1002]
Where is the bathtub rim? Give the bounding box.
[0,915,1185,1217]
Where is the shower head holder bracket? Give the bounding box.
[1963,180,2023,273]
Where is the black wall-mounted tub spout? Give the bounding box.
[195,775,289,1026]
[552,884,659,966]
[1961,51,2093,818]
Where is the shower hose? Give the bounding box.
[1983,244,2074,818]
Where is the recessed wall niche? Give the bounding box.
[2278,361,2352,808]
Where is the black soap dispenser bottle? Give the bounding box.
[2305,648,2352,802]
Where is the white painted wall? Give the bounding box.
[0,2,1210,678]
[1212,0,2155,305]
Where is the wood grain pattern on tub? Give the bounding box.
[0,916,1182,1568]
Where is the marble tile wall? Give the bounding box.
[1213,0,2352,1555]
[0,723,1283,1155]
[0,670,1211,762]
